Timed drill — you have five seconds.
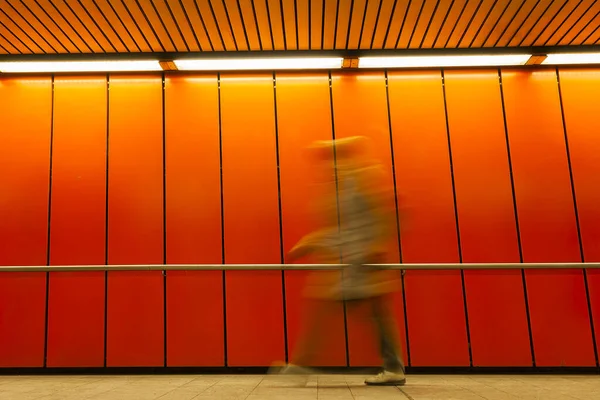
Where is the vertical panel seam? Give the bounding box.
[104,73,110,368]
[440,69,473,367]
[272,72,289,364]
[328,71,350,367]
[556,67,600,367]
[497,68,536,367]
[162,72,168,367]
[217,73,228,367]
[43,74,55,368]
[384,70,411,367]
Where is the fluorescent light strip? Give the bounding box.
[174,57,344,71]
[359,54,531,68]
[542,52,600,65]
[0,60,162,73]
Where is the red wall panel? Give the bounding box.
[330,71,407,367]
[444,70,532,367]
[165,74,224,366]
[47,76,107,367]
[387,70,470,367]
[501,69,595,366]
[0,77,51,367]
[276,72,347,366]
[557,67,600,362]
[220,74,285,366]
[106,75,164,367]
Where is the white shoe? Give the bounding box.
[365,370,406,386]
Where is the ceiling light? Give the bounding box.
[0,60,162,73]
[358,54,531,68]
[174,57,344,71]
[542,52,600,65]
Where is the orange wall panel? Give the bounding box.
[444,69,532,367]
[387,70,470,367]
[0,77,51,367]
[501,69,595,367]
[276,72,347,366]
[220,74,285,366]
[165,74,224,366]
[557,67,600,362]
[330,71,407,367]
[106,75,164,367]
[46,76,107,367]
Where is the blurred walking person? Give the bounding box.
[276,136,406,386]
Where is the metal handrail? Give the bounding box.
[0,262,598,272]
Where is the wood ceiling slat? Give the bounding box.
[50,0,106,53]
[481,0,526,47]
[75,0,132,53]
[545,0,594,46]
[321,0,338,50]
[266,0,285,50]
[521,0,569,46]
[36,0,95,53]
[334,0,352,49]
[531,0,580,46]
[21,0,83,53]
[209,0,240,50]
[238,0,262,50]
[0,24,29,53]
[92,0,144,52]
[164,0,202,52]
[495,0,538,47]
[135,0,178,52]
[117,0,163,52]
[151,0,191,52]
[557,1,600,46]
[587,24,600,44]
[295,0,309,50]
[445,0,482,48]
[222,0,249,51]
[310,0,324,49]
[282,0,298,50]
[463,0,509,48]
[507,0,551,46]
[407,0,441,49]
[358,0,382,49]
[0,8,45,53]
[347,0,367,49]
[382,0,410,49]
[193,0,225,51]
[420,0,454,48]
[369,0,395,49]
[253,0,274,50]
[6,1,67,53]
[0,36,10,53]
[433,0,467,48]
[396,0,425,49]
[571,10,600,45]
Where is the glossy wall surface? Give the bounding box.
[0,69,599,369]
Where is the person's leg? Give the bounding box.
[364,295,406,385]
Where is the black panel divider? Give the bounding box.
[217,72,228,367]
[384,69,412,367]
[497,68,537,367]
[272,71,289,363]
[162,72,168,367]
[328,70,351,367]
[440,69,473,367]
[555,66,600,368]
[104,74,110,367]
[43,74,55,368]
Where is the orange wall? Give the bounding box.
[0,68,599,369]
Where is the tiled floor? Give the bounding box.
[0,374,598,399]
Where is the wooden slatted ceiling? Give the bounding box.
[0,0,599,55]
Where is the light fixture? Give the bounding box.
[174,57,344,71]
[542,52,600,65]
[0,60,162,73]
[358,54,532,68]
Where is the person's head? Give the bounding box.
[307,135,372,171]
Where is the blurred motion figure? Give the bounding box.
[280,136,406,386]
